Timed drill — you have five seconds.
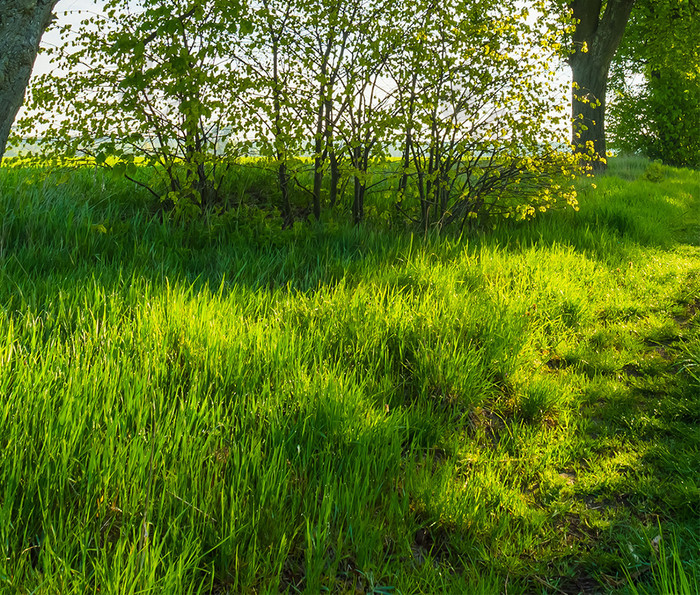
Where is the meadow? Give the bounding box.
[0,157,699,593]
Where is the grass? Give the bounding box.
[0,157,699,593]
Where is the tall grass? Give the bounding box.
[0,157,699,593]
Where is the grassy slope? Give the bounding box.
[0,158,699,593]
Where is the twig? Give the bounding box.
[124,173,160,200]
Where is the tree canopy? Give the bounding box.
[608,0,700,167]
[3,0,698,194]
[15,0,581,228]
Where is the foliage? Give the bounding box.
[14,0,581,228]
[642,160,665,183]
[388,0,579,230]
[14,0,249,215]
[0,158,699,591]
[608,0,700,168]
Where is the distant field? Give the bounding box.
[0,157,699,593]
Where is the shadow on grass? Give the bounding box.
[1,162,699,592]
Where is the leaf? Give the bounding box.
[112,162,126,177]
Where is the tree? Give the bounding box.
[568,0,636,171]
[334,0,400,224]
[17,0,582,228]
[235,0,301,225]
[17,0,247,215]
[608,0,700,167]
[390,0,580,230]
[0,0,58,165]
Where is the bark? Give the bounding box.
[311,38,333,222]
[329,147,339,207]
[569,0,636,171]
[311,122,323,221]
[0,0,58,164]
[397,71,418,205]
[324,98,339,207]
[270,37,291,225]
[351,145,365,225]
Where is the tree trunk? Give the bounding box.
[312,102,324,221]
[270,38,292,225]
[324,97,340,207]
[329,149,339,207]
[570,56,610,171]
[351,145,365,225]
[569,0,636,172]
[0,0,58,164]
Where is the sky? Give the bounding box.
[33,0,105,79]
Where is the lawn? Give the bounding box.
[0,157,699,593]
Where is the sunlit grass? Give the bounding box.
[0,157,699,593]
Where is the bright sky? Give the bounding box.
[33,0,105,78]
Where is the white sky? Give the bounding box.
[33,0,105,78]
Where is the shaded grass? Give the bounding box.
[0,157,699,593]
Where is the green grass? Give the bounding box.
[0,157,699,593]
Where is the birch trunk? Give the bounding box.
[0,0,58,164]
